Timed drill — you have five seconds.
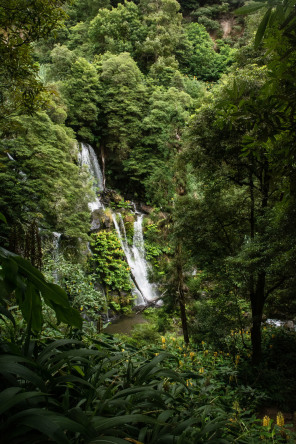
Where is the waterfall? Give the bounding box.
[131,215,157,303]
[112,212,157,305]
[79,141,157,306]
[52,231,62,251]
[79,143,104,211]
[52,232,62,282]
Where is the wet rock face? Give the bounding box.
[90,209,112,232]
[90,210,101,232]
[140,203,153,214]
[101,188,123,206]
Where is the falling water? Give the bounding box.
[79,143,104,211]
[7,152,15,161]
[132,215,158,302]
[52,232,62,282]
[112,212,157,304]
[79,141,157,306]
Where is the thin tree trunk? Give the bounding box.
[101,145,106,190]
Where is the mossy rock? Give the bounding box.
[90,208,112,232]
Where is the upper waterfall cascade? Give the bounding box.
[79,143,104,211]
[79,142,157,305]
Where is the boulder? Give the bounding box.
[90,208,112,232]
[140,203,153,214]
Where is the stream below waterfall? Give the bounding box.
[104,313,148,335]
[79,142,158,324]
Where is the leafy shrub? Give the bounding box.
[91,230,132,292]
[43,253,106,318]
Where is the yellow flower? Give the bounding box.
[204,350,208,355]
[122,349,125,352]
[276,412,285,427]
[161,336,166,344]
[235,355,240,365]
[199,367,204,374]
[214,352,218,357]
[184,353,187,357]
[155,353,159,356]
[201,341,205,345]
[263,416,271,427]
[179,360,183,366]
[190,352,195,359]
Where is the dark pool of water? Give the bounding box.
[104,313,148,335]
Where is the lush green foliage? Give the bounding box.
[43,253,106,318]
[2,0,296,442]
[0,112,92,242]
[0,0,67,119]
[2,319,295,443]
[0,246,82,337]
[183,23,236,80]
[91,230,133,293]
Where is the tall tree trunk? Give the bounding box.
[249,158,269,364]
[251,272,265,364]
[101,145,106,190]
[176,243,189,344]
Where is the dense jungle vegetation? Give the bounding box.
[1,0,296,442]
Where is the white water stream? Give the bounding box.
[79,142,157,306]
[79,142,104,211]
[112,213,157,304]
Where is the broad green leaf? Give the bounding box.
[50,302,82,329]
[0,248,82,329]
[0,356,45,390]
[54,375,94,389]
[37,339,83,364]
[93,414,157,434]
[0,305,15,325]
[235,2,266,15]
[255,7,272,48]
[89,437,132,444]
[0,388,47,415]
[133,353,173,382]
[112,386,164,399]
[73,365,85,376]
[19,281,43,331]
[0,212,7,224]
[3,408,79,444]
